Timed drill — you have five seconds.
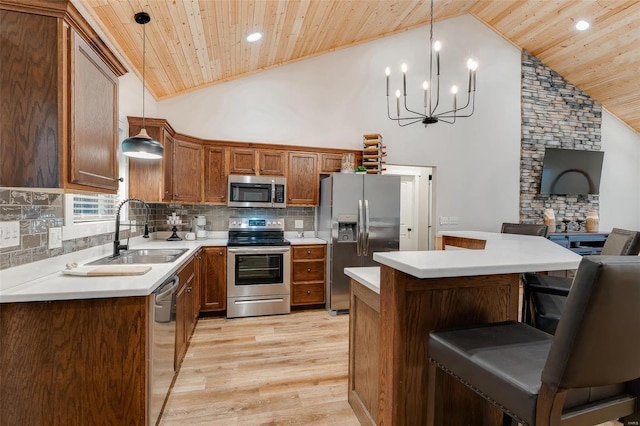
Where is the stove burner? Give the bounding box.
[227,218,290,247]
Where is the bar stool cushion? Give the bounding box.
[429,321,624,425]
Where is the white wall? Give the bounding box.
[599,111,640,231]
[151,14,522,233]
[119,72,160,120]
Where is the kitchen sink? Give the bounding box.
[86,248,189,265]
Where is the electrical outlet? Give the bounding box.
[439,216,449,225]
[295,220,304,229]
[0,221,20,248]
[449,216,459,225]
[48,227,62,249]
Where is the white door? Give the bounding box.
[399,176,418,250]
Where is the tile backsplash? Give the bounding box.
[1,188,316,270]
[1,189,65,269]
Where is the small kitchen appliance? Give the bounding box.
[191,215,207,238]
[226,218,291,318]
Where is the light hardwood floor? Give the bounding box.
[160,309,621,426]
[160,310,360,425]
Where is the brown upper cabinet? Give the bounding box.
[320,153,346,173]
[229,148,287,176]
[128,117,175,202]
[0,2,126,192]
[229,148,256,175]
[258,150,287,176]
[172,137,202,203]
[203,146,228,203]
[127,117,360,206]
[287,152,319,206]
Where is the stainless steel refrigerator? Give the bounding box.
[318,173,401,313]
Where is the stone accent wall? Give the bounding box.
[520,50,602,230]
[0,187,315,270]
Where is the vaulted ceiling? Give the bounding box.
[79,0,640,134]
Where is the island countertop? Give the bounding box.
[372,230,582,279]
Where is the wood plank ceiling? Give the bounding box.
[80,0,640,135]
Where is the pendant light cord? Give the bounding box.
[141,20,146,129]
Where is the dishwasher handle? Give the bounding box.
[155,276,179,305]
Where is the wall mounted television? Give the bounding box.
[539,148,604,195]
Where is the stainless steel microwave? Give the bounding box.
[227,175,287,208]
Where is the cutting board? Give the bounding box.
[62,265,152,276]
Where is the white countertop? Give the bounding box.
[286,237,326,245]
[372,231,582,279]
[345,267,380,293]
[0,236,228,304]
[0,232,328,303]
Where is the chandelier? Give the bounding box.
[385,0,478,127]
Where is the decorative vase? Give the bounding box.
[543,208,556,233]
[586,210,599,233]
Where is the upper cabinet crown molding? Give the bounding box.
[0,0,126,77]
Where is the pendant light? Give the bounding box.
[122,12,163,159]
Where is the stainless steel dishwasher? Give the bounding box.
[149,274,179,425]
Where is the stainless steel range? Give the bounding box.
[226,218,291,318]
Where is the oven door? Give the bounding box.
[227,247,291,298]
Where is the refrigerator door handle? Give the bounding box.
[364,199,370,255]
[357,199,363,256]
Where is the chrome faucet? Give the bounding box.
[113,198,151,257]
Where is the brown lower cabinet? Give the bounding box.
[291,245,326,306]
[0,296,148,425]
[175,253,199,369]
[200,247,227,312]
[0,251,205,426]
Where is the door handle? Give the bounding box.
[363,200,370,256]
[357,200,363,256]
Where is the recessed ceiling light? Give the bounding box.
[246,32,263,42]
[575,20,590,31]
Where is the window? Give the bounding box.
[72,193,119,223]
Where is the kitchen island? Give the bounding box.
[345,231,581,426]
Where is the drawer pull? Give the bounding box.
[307,268,311,272]
[307,290,311,295]
[307,250,311,254]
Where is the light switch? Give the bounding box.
[0,221,20,248]
[295,220,304,229]
[439,216,449,225]
[49,227,62,249]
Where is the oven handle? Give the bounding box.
[228,247,291,254]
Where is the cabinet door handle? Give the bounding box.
[187,286,192,293]
[219,251,223,256]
